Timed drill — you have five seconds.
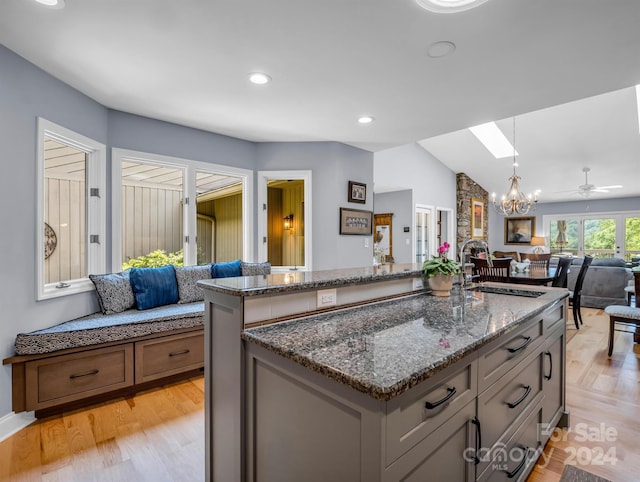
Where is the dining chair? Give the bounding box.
[569,256,593,329]
[605,269,640,355]
[520,252,552,270]
[470,257,511,282]
[551,257,572,289]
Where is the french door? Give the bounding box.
[545,212,640,261]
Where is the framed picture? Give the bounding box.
[348,181,366,204]
[471,198,484,239]
[504,216,536,245]
[340,207,373,235]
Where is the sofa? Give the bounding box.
[3,260,271,415]
[551,257,633,309]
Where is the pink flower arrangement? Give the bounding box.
[438,242,451,258]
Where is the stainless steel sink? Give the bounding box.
[471,286,545,298]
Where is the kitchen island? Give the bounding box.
[199,265,569,482]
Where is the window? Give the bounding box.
[37,118,106,300]
[112,149,253,271]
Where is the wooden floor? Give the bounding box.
[1,308,639,481]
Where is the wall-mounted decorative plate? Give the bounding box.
[45,222,57,259]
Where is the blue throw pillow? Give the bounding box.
[129,265,179,310]
[211,259,242,278]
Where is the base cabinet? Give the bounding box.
[7,328,204,413]
[244,301,567,482]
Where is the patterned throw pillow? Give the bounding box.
[89,271,136,315]
[211,259,242,278]
[175,264,212,303]
[129,265,179,310]
[241,261,272,276]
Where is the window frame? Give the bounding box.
[111,148,253,271]
[36,118,106,300]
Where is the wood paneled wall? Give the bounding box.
[45,178,86,283]
[281,182,304,266]
[197,193,243,262]
[121,185,183,263]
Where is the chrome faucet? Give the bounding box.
[458,238,492,287]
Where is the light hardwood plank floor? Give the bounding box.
[1,308,638,481]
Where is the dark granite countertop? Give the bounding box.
[198,263,422,297]
[242,284,568,401]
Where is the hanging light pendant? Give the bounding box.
[491,117,538,216]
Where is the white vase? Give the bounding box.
[428,273,453,297]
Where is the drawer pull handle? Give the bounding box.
[506,336,532,354]
[169,349,190,357]
[505,446,530,478]
[424,387,456,409]
[544,350,553,380]
[471,417,482,465]
[69,369,99,379]
[506,385,531,409]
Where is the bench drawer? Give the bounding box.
[135,332,204,383]
[25,344,134,411]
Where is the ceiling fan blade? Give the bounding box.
[592,189,609,193]
[594,185,622,189]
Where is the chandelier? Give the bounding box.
[491,117,538,216]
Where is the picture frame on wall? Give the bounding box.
[471,198,484,239]
[504,216,536,245]
[340,207,373,235]
[348,181,366,204]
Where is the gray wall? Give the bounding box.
[0,45,375,418]
[489,196,640,254]
[374,190,413,264]
[257,142,374,270]
[374,143,457,214]
[0,45,110,419]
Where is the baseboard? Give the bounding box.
[0,411,35,443]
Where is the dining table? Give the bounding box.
[507,267,556,285]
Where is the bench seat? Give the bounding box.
[14,302,204,356]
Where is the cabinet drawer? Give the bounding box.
[477,349,543,456]
[25,344,134,411]
[477,400,543,482]
[135,332,204,383]
[478,317,544,391]
[386,357,477,465]
[384,399,476,482]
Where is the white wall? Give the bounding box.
[374,190,413,264]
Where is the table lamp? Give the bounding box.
[531,236,546,254]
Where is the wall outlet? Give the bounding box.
[317,288,337,307]
[413,278,424,290]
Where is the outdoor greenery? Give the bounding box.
[122,249,184,270]
[549,217,640,260]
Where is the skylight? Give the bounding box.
[469,122,517,159]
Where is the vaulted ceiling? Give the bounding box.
[2,0,640,202]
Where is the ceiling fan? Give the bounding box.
[557,167,623,198]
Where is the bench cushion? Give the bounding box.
[605,305,640,320]
[15,302,204,355]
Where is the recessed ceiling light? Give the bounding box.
[469,121,517,159]
[248,72,271,85]
[427,41,456,58]
[416,0,489,13]
[34,0,65,8]
[357,115,375,124]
